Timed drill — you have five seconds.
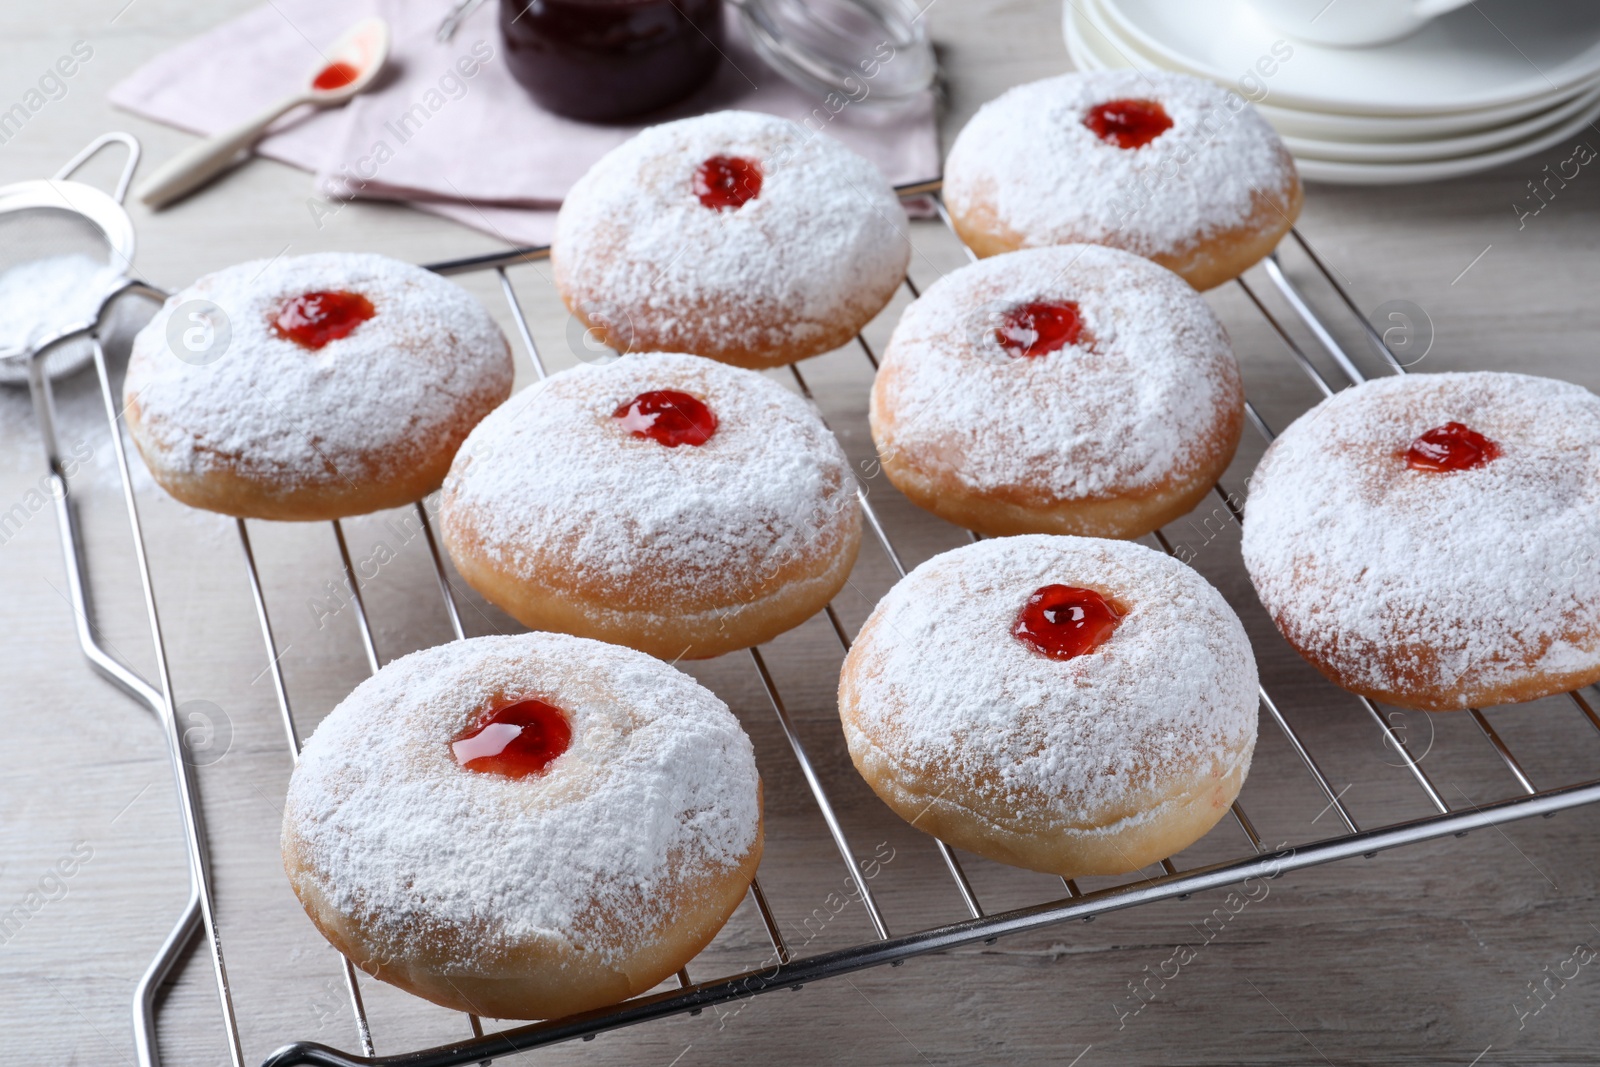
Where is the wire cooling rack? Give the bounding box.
[28,177,1600,1067]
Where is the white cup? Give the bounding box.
[1241,0,1474,48]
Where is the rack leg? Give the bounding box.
[132,885,202,1067]
[90,337,248,1066]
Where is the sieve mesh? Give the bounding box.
[0,200,130,384]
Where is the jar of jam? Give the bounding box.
[499,0,725,123]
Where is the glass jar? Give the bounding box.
[498,0,726,123]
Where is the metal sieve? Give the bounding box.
[0,133,141,384]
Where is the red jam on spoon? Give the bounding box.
[994,301,1084,358]
[1013,585,1122,660]
[451,700,573,779]
[613,390,717,447]
[694,155,763,211]
[1405,422,1501,472]
[312,61,361,91]
[1083,98,1174,149]
[272,290,375,349]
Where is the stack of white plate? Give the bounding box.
[1064,0,1600,183]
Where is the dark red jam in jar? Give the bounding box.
[1013,585,1122,660]
[613,389,717,446]
[272,291,375,349]
[1405,422,1501,472]
[451,700,573,779]
[994,301,1084,358]
[1083,98,1174,148]
[499,0,725,122]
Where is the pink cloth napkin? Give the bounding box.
[110,0,941,245]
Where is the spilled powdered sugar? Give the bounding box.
[552,110,910,358]
[844,535,1258,821]
[124,252,510,488]
[1242,371,1600,702]
[283,632,761,967]
[873,244,1240,497]
[944,71,1295,259]
[442,351,855,603]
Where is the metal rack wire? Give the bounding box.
[31,181,1600,1067]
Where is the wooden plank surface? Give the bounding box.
[4,1,1600,1064]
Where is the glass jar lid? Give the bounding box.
[734,0,939,104]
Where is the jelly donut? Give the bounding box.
[840,535,1258,877]
[943,71,1302,290]
[282,632,763,1020]
[870,245,1244,539]
[1242,371,1600,711]
[552,110,911,368]
[441,352,861,659]
[124,252,513,521]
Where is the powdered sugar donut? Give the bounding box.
[552,110,911,368]
[944,72,1302,290]
[282,632,763,1020]
[840,535,1258,877]
[124,252,513,521]
[441,352,862,659]
[1242,371,1600,711]
[871,245,1244,539]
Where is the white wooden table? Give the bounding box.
[5,2,1600,1065]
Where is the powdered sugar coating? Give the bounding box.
[441,352,858,609]
[842,535,1258,825]
[282,632,761,968]
[872,245,1241,499]
[1242,372,1600,707]
[125,252,511,493]
[552,110,911,366]
[944,71,1296,261]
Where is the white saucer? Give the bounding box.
[1255,80,1600,143]
[1098,0,1600,116]
[1064,1,1600,183]
[1072,2,1600,161]
[1075,0,1600,140]
[1279,85,1600,163]
[1291,97,1600,183]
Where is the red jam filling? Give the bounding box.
[1083,98,1174,149]
[272,290,375,349]
[694,155,762,210]
[994,301,1084,358]
[1405,422,1501,472]
[613,389,717,447]
[1013,585,1122,660]
[451,700,573,779]
[312,61,361,91]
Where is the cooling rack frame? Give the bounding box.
[23,180,1600,1067]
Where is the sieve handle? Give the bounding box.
[54,131,143,203]
[135,93,312,210]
